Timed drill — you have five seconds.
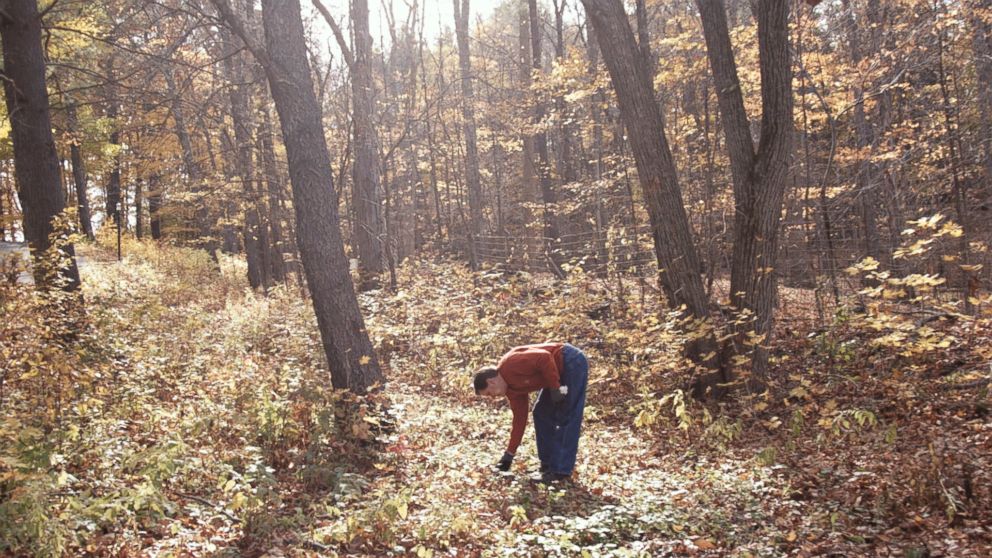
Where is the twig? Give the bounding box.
[174,492,242,523]
[942,378,990,391]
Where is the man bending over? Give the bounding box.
[474,343,589,484]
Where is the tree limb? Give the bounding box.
[312,0,355,70]
[207,0,273,75]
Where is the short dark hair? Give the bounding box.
[473,366,498,394]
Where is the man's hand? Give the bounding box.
[496,451,514,471]
[550,385,568,404]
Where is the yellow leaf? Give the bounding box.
[359,355,371,365]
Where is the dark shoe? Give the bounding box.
[539,462,549,474]
[536,471,571,485]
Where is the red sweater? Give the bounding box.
[497,343,564,455]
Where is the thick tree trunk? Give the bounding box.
[454,0,484,268]
[696,0,793,380]
[211,0,384,393]
[66,103,94,240]
[971,0,992,185]
[0,0,80,290]
[351,0,385,283]
[580,0,719,386]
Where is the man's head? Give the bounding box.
[473,366,507,396]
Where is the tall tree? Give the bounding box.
[0,0,80,290]
[351,0,385,283]
[528,0,562,274]
[970,0,992,192]
[211,0,384,393]
[219,5,269,290]
[65,101,94,240]
[696,0,793,379]
[453,0,484,268]
[579,0,720,387]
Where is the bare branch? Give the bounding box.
[312,0,355,70]
[207,0,273,75]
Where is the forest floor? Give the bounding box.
[2,238,991,557]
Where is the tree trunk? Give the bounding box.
[0,0,80,290]
[351,0,385,284]
[163,65,216,257]
[580,0,719,386]
[220,17,269,291]
[66,103,94,240]
[211,0,384,393]
[454,0,484,269]
[935,11,973,314]
[971,0,992,188]
[134,175,143,240]
[259,104,288,283]
[528,0,564,276]
[842,0,881,267]
[148,171,163,240]
[104,59,122,231]
[696,0,793,381]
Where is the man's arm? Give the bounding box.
[506,393,529,455]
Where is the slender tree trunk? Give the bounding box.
[134,175,143,240]
[163,66,216,257]
[0,0,80,290]
[211,0,384,393]
[66,103,94,240]
[148,171,163,240]
[528,0,564,276]
[842,0,881,267]
[259,105,288,282]
[971,0,992,189]
[220,17,269,291]
[351,0,385,284]
[104,59,122,231]
[935,11,974,314]
[454,0,484,269]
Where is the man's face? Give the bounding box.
[478,377,506,397]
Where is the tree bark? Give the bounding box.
[211,0,384,393]
[580,0,719,386]
[219,13,269,291]
[163,65,216,257]
[454,0,484,268]
[842,0,881,267]
[259,104,288,283]
[65,103,94,240]
[971,0,992,185]
[351,0,385,283]
[0,0,80,290]
[104,58,122,231]
[148,171,163,240]
[528,0,563,276]
[696,0,793,380]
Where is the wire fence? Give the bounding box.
[469,221,990,324]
